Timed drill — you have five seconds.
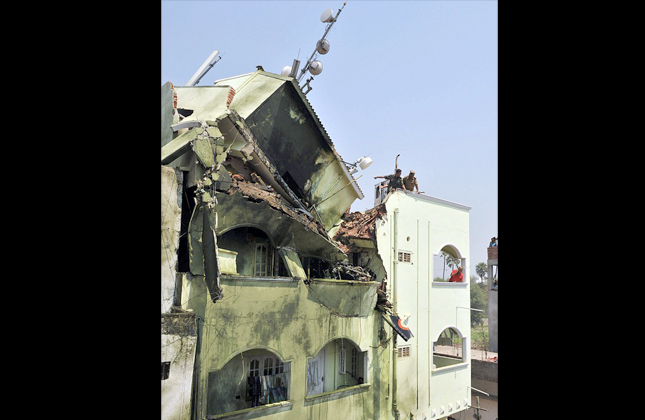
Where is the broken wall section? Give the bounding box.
[332,205,390,307]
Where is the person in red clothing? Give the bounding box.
[448,266,464,282]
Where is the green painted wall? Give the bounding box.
[181,275,392,420]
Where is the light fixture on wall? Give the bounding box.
[343,156,373,174]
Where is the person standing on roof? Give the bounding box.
[402,170,419,193]
[374,169,403,193]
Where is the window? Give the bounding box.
[217,227,275,277]
[398,251,412,263]
[249,359,260,377]
[433,249,467,283]
[432,328,467,371]
[338,345,347,374]
[307,339,367,396]
[350,347,358,377]
[255,244,269,276]
[397,346,410,358]
[161,361,171,380]
[275,359,284,374]
[207,350,290,417]
[263,357,273,376]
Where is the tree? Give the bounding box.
[439,252,447,280]
[470,276,487,326]
[475,262,488,283]
[445,254,460,272]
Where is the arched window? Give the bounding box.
[218,227,281,277]
[432,327,468,371]
[307,339,367,396]
[432,245,467,284]
[207,349,290,416]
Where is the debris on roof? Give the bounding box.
[227,176,329,239]
[332,205,387,253]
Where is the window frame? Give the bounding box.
[306,340,370,399]
[431,328,469,374]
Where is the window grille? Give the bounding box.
[397,346,410,358]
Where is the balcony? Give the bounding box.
[306,278,379,317]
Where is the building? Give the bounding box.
[486,245,498,353]
[161,69,472,420]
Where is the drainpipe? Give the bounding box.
[191,316,204,420]
[391,208,400,420]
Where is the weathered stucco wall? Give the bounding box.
[161,313,197,420]
[180,275,391,420]
[162,165,182,313]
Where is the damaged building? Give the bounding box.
[161,70,472,420]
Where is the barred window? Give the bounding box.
[398,251,412,263]
[397,346,410,358]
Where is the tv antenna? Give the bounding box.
[281,2,347,94]
[186,50,223,86]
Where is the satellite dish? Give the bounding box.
[358,157,373,170]
[316,39,330,55]
[309,60,323,75]
[281,66,292,77]
[320,8,335,23]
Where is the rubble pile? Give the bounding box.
[227,176,329,238]
[330,261,376,282]
[332,205,386,253]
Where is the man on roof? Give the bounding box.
[374,169,403,193]
[402,170,419,193]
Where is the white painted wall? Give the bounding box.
[162,332,197,420]
[377,190,471,419]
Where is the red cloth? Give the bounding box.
[448,269,463,282]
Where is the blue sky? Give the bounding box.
[162,0,498,275]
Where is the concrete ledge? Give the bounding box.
[304,383,371,405]
[208,401,293,419]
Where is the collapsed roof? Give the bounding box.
[162,70,363,233]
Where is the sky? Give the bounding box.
[161,0,498,276]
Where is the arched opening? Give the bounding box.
[207,348,291,416]
[432,327,467,370]
[432,244,466,283]
[218,226,289,277]
[307,338,367,396]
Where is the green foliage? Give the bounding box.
[472,323,489,351]
[475,262,488,282]
[470,279,487,326]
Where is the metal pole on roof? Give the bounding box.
[297,2,347,84]
[186,50,222,86]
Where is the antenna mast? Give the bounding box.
[296,2,347,85]
[186,50,223,86]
